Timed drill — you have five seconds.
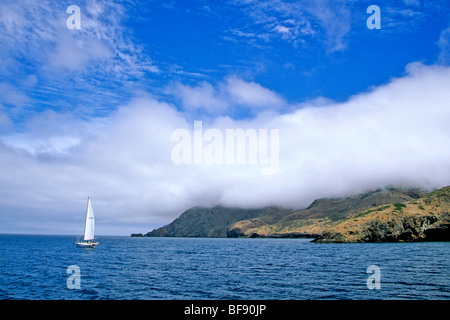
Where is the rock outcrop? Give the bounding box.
[314,186,450,243]
[130,233,144,237]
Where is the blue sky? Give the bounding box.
[0,0,450,235]
[2,0,449,121]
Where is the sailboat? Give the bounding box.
[76,197,99,248]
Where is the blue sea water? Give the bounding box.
[0,234,448,300]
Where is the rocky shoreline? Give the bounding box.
[135,186,450,243]
[314,187,450,243]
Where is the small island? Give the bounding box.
[130,233,144,237]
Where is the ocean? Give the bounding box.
[0,234,448,300]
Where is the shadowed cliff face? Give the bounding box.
[145,206,293,238]
[143,187,444,240]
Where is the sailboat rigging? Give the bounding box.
[76,197,99,248]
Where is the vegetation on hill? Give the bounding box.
[314,186,450,242]
[142,186,450,242]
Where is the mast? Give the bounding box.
[83,197,89,240]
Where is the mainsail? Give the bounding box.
[76,197,98,247]
[83,197,95,241]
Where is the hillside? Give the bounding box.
[145,206,293,237]
[313,186,450,243]
[228,188,425,237]
[144,187,429,239]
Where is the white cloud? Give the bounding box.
[274,25,290,34]
[224,76,285,109]
[0,108,11,129]
[305,0,351,52]
[0,0,158,79]
[2,135,80,155]
[167,76,286,116]
[48,33,111,71]
[0,0,160,134]
[0,82,30,107]
[402,0,420,7]
[228,0,349,51]
[166,81,229,114]
[0,63,449,235]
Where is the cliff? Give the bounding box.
[313,186,450,243]
[227,188,425,237]
[143,187,435,239]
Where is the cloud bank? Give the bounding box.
[1,63,449,235]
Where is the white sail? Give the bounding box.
[83,197,95,241]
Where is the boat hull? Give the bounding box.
[76,241,99,248]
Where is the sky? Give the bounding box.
[0,0,449,236]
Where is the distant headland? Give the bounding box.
[133,186,450,243]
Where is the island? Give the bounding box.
[135,186,449,243]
